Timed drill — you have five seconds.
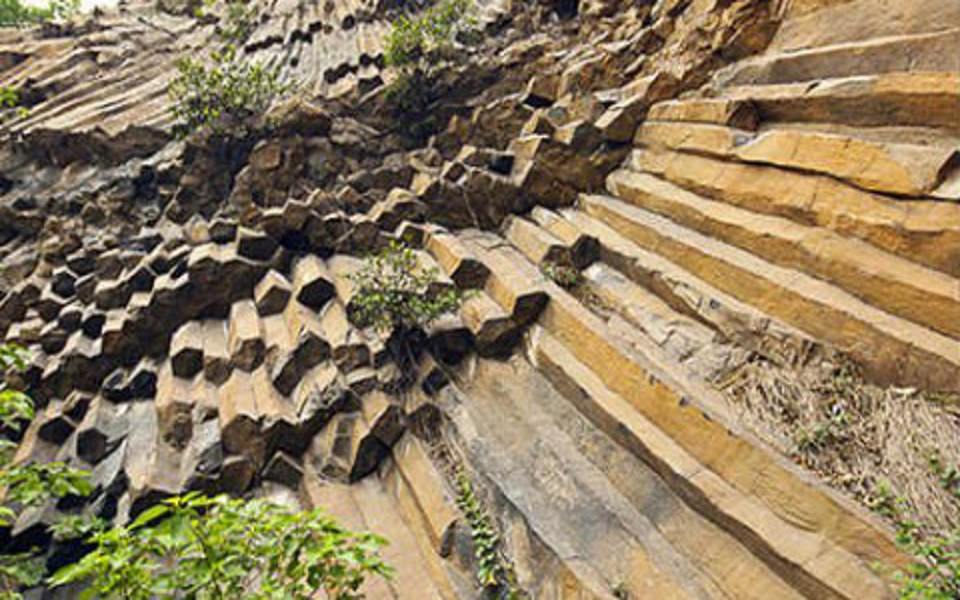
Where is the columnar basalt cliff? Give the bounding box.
[1,0,958,597]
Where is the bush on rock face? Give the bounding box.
[348,241,463,334]
[0,0,78,27]
[169,44,294,138]
[382,0,477,140]
[384,0,476,71]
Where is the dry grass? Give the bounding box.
[716,347,960,536]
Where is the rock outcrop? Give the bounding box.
[1,0,958,597]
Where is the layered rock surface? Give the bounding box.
[1,0,958,598]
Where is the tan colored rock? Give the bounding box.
[594,72,679,142]
[320,301,370,373]
[503,215,573,266]
[463,232,548,326]
[255,271,293,316]
[582,193,960,390]
[202,319,231,385]
[647,98,760,129]
[170,321,204,378]
[155,362,195,450]
[460,292,521,357]
[524,73,561,106]
[607,168,960,340]
[728,72,960,132]
[734,130,960,198]
[631,148,960,277]
[530,206,600,269]
[425,228,490,289]
[228,300,265,372]
[219,369,265,467]
[291,254,335,311]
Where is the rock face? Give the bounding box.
[1,0,958,597]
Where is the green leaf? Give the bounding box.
[129,503,172,530]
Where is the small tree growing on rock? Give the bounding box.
[349,242,464,387]
[169,44,294,138]
[383,0,478,139]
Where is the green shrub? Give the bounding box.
[168,43,293,138]
[894,527,960,600]
[382,0,477,137]
[348,242,463,334]
[0,0,78,27]
[384,0,475,70]
[871,481,960,599]
[50,492,393,599]
[0,343,92,599]
[217,0,258,43]
[0,86,29,125]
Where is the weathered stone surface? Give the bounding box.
[630,147,960,277]
[503,215,573,266]
[262,452,303,488]
[594,72,678,142]
[170,321,204,379]
[459,292,521,358]
[462,232,549,326]
[1,0,945,595]
[647,98,760,129]
[530,206,600,269]
[201,320,232,385]
[219,369,265,468]
[254,271,293,316]
[606,168,960,340]
[76,398,128,465]
[291,255,335,311]
[425,229,491,289]
[227,300,265,372]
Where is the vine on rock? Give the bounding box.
[454,470,525,599]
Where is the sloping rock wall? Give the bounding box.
[1,0,957,597]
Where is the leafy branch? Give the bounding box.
[0,343,91,599]
[50,493,393,599]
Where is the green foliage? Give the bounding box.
[927,450,960,502]
[870,480,960,599]
[384,0,475,70]
[0,86,29,125]
[50,492,393,599]
[168,43,292,138]
[0,0,78,27]
[0,343,91,598]
[454,471,524,598]
[792,401,850,455]
[348,242,464,334]
[382,0,477,138]
[540,261,581,291]
[217,0,258,43]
